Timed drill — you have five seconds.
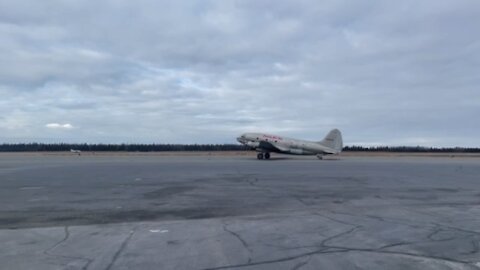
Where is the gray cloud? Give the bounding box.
[0,0,479,146]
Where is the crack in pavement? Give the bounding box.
[200,248,345,270]
[233,169,257,187]
[332,249,480,269]
[46,226,70,252]
[427,228,444,241]
[329,209,435,229]
[425,227,473,243]
[433,223,480,236]
[313,212,360,228]
[203,210,480,269]
[105,227,136,270]
[316,212,431,252]
[316,213,480,268]
[201,244,480,270]
[293,196,309,207]
[246,177,258,187]
[201,217,358,270]
[377,241,415,250]
[291,255,311,270]
[233,169,277,196]
[459,238,480,256]
[223,222,253,264]
[43,226,93,270]
[320,211,480,265]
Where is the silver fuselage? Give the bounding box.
[237,132,339,155]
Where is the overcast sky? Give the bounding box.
[1,1,479,146]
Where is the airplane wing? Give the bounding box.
[258,141,289,153]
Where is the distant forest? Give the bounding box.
[0,143,479,152]
[0,143,247,152]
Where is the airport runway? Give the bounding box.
[1,153,480,269]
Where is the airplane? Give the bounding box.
[237,129,343,160]
[70,149,81,155]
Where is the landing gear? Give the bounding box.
[316,154,324,160]
[257,152,270,160]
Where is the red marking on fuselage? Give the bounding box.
[263,134,283,140]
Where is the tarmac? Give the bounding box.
[1,153,480,269]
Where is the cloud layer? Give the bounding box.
[1,1,479,146]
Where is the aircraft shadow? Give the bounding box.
[243,157,342,161]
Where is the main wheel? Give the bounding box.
[264,152,270,159]
[257,153,264,160]
[316,154,323,160]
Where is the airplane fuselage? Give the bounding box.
[237,130,342,159]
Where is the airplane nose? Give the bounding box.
[237,137,245,143]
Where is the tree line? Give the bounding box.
[0,143,248,152]
[0,143,479,152]
[343,145,480,153]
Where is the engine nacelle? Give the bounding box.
[246,141,260,148]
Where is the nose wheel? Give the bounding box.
[257,153,271,160]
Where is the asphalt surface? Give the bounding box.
[1,153,480,269]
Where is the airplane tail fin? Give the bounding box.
[319,129,343,153]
